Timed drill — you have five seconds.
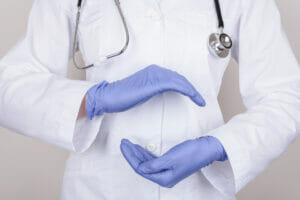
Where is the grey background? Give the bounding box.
[0,0,299,199]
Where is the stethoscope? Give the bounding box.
[73,0,232,70]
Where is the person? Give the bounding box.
[0,0,299,199]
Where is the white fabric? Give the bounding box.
[0,0,299,199]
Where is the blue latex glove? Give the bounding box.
[86,64,206,119]
[120,136,227,188]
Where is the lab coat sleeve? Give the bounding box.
[0,0,103,153]
[202,0,300,197]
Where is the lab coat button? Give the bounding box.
[146,143,157,152]
[148,10,161,21]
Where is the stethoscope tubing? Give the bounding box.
[214,0,224,29]
[73,0,130,70]
[73,0,231,70]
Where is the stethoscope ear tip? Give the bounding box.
[94,56,108,67]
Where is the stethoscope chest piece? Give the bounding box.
[208,0,233,58]
[209,30,232,58]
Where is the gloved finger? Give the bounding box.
[134,144,157,161]
[164,75,206,107]
[120,139,146,170]
[122,139,147,161]
[121,139,156,161]
[175,76,206,107]
[137,155,171,174]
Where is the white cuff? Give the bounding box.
[72,115,104,153]
[201,160,235,198]
[55,81,103,152]
[201,127,242,197]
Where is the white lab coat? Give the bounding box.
[0,0,299,199]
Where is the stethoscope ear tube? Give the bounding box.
[214,0,224,29]
[77,0,83,8]
[72,4,95,70]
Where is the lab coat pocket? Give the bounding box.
[77,1,105,65]
[78,0,128,66]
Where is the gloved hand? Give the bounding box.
[86,64,206,119]
[120,136,227,188]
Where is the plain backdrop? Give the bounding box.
[0,0,299,199]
